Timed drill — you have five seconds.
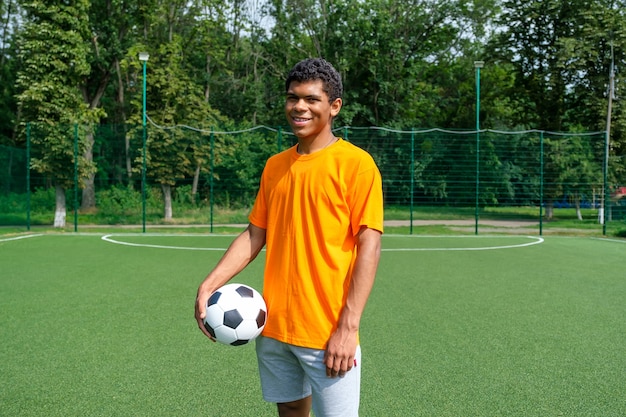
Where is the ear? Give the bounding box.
[330,98,342,117]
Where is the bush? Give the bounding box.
[174,184,195,207]
[30,188,56,213]
[0,193,27,213]
[96,185,142,213]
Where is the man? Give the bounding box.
[195,58,383,417]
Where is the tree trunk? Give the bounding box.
[204,54,210,102]
[545,202,554,220]
[575,198,583,221]
[81,130,96,210]
[54,184,66,228]
[114,58,132,184]
[192,163,201,204]
[162,184,173,220]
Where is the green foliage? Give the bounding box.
[29,187,56,212]
[15,1,94,192]
[0,192,26,213]
[0,41,17,146]
[488,0,626,136]
[0,187,58,225]
[1,0,624,224]
[262,0,499,127]
[210,129,279,208]
[16,1,91,124]
[82,185,196,223]
[173,184,195,206]
[123,30,228,195]
[95,185,143,213]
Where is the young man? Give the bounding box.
[195,58,384,417]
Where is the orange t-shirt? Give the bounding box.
[248,139,384,349]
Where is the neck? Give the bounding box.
[297,134,337,155]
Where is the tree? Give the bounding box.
[0,0,20,146]
[15,0,93,227]
[568,2,626,186]
[542,134,603,220]
[77,0,143,211]
[122,0,228,220]
[487,0,625,136]
[255,0,501,129]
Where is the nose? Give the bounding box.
[292,98,307,112]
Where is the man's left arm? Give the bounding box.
[324,226,382,378]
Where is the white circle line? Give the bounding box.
[591,237,626,244]
[0,234,44,242]
[101,234,229,251]
[381,236,544,251]
[101,234,544,252]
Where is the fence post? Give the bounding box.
[26,123,31,231]
[539,130,544,236]
[474,129,480,235]
[474,62,483,235]
[73,124,79,232]
[209,128,215,233]
[410,129,415,235]
[602,129,609,235]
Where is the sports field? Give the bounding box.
[1,232,625,416]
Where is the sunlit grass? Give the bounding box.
[1,234,625,416]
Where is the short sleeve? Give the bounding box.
[349,158,384,235]
[248,167,268,229]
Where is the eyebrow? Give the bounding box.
[286,92,323,100]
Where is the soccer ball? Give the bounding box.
[203,283,267,346]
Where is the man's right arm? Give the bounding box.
[194,223,267,339]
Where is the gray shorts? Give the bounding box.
[255,336,361,417]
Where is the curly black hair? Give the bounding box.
[285,58,343,102]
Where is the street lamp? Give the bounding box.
[474,60,484,235]
[139,52,149,233]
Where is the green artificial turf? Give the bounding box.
[361,235,626,416]
[1,234,625,416]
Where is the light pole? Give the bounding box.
[474,60,484,235]
[139,52,149,233]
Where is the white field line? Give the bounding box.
[101,234,230,251]
[591,237,626,244]
[0,234,44,242]
[100,234,544,252]
[381,236,544,251]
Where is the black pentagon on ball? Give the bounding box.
[231,339,250,346]
[207,291,222,307]
[203,321,216,339]
[256,309,267,327]
[223,309,244,329]
[235,285,254,298]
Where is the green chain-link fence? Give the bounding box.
[1,123,623,235]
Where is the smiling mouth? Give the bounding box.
[291,116,310,124]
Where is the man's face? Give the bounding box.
[285,79,342,140]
